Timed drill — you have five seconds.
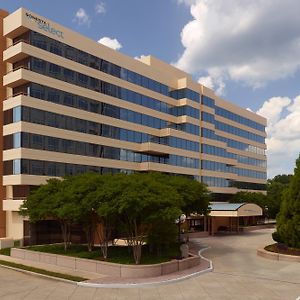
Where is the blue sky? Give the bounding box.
[2,0,300,177]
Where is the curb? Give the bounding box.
[77,247,213,288]
[257,248,300,262]
[198,247,214,271]
[0,263,78,285]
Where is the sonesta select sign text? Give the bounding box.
[25,12,64,39]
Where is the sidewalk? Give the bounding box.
[0,253,103,280]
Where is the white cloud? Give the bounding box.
[198,75,225,96]
[95,2,106,14]
[257,95,300,178]
[198,76,214,90]
[177,0,197,5]
[257,97,291,131]
[134,55,148,60]
[176,0,300,91]
[98,37,122,50]
[74,8,91,26]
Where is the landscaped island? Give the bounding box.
[25,243,181,265]
[265,244,300,257]
[19,172,210,265]
[260,155,300,260]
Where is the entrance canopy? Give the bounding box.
[209,203,263,217]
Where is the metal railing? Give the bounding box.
[7,65,29,74]
[6,39,30,49]
[5,92,28,101]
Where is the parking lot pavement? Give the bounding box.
[0,229,299,300]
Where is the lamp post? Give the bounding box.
[175,214,186,243]
[264,206,269,224]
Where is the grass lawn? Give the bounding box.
[0,248,11,256]
[26,243,181,264]
[0,259,87,282]
[265,243,300,256]
[0,240,20,256]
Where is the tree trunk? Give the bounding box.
[84,224,94,252]
[101,241,108,259]
[132,243,142,264]
[96,220,111,259]
[84,214,98,252]
[131,219,143,264]
[60,221,70,252]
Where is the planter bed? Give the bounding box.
[24,244,180,265]
[257,244,300,262]
[265,243,300,256]
[10,245,201,278]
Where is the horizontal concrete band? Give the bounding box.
[0,238,14,249]
[10,248,201,278]
[257,248,300,263]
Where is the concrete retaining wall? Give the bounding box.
[0,238,14,249]
[257,248,300,262]
[10,248,201,278]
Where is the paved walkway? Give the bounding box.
[0,229,299,299]
[0,253,103,280]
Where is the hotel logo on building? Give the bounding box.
[25,12,64,39]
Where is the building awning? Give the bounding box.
[209,202,263,217]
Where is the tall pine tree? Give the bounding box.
[276,155,300,248]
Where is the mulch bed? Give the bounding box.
[265,243,300,256]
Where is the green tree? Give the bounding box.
[272,174,293,185]
[20,178,78,251]
[63,173,103,252]
[167,175,211,215]
[145,174,211,255]
[112,173,182,264]
[95,173,124,259]
[230,191,267,208]
[19,178,62,222]
[19,172,211,261]
[276,156,300,248]
[147,218,178,256]
[266,174,292,219]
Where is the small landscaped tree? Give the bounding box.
[275,155,300,248]
[63,173,104,252]
[19,171,211,262]
[95,173,124,259]
[19,178,62,222]
[167,175,211,215]
[230,191,267,209]
[112,173,182,264]
[145,174,211,254]
[266,175,292,219]
[20,178,78,251]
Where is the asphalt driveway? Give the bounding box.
[0,229,299,300]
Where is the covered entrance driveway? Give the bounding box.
[208,202,263,235]
[186,202,263,236]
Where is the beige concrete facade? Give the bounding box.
[1,8,267,239]
[0,10,8,238]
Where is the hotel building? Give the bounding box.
[0,8,267,240]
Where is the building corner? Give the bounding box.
[0,9,9,238]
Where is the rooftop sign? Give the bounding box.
[25,12,64,39]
